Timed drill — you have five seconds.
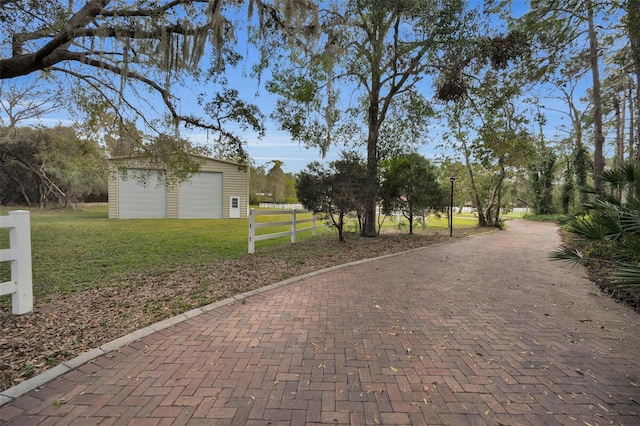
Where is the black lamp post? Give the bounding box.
[449,176,455,237]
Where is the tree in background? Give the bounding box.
[331,152,369,233]
[445,70,535,228]
[266,160,286,203]
[250,162,297,204]
[268,0,472,236]
[516,0,625,198]
[623,0,640,159]
[249,164,269,204]
[559,150,575,214]
[529,146,557,215]
[282,175,297,204]
[539,59,592,209]
[438,3,539,227]
[379,154,444,234]
[264,161,297,203]
[0,80,108,207]
[437,159,472,214]
[296,152,367,241]
[0,126,107,206]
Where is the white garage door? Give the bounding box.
[179,172,223,218]
[118,170,167,218]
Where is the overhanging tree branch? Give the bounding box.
[1,0,313,155]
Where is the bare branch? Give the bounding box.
[48,66,157,131]
[0,78,63,136]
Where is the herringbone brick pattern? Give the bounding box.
[1,220,639,425]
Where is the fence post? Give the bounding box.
[10,211,33,315]
[248,209,255,254]
[290,210,297,244]
[312,214,316,237]
[247,209,316,253]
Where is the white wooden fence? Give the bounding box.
[0,210,33,315]
[258,202,305,210]
[248,209,316,254]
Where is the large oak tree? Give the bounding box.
[0,0,308,163]
[267,0,473,236]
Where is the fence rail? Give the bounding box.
[258,202,305,210]
[0,210,33,315]
[248,209,316,254]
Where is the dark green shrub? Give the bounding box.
[551,162,640,309]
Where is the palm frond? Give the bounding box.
[549,245,584,266]
[619,210,640,233]
[611,263,640,291]
[555,162,640,308]
[561,215,612,241]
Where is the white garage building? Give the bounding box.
[108,155,248,219]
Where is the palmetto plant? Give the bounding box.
[551,162,640,297]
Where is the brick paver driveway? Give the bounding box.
[1,220,639,425]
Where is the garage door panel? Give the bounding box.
[118,170,167,218]
[179,172,223,218]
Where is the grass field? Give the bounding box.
[379,212,481,230]
[0,204,322,299]
[0,204,479,302]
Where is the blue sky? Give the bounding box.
[178,75,350,173]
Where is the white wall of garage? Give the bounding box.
[178,172,223,219]
[117,170,167,219]
[108,156,249,219]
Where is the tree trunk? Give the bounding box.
[617,89,626,199]
[613,93,625,200]
[587,2,605,198]
[615,95,624,168]
[337,213,345,242]
[574,143,590,206]
[561,160,573,214]
[329,208,346,242]
[6,172,32,206]
[635,78,640,162]
[462,140,486,226]
[408,211,414,234]
[496,180,502,225]
[363,86,380,237]
[565,87,589,205]
[629,84,635,160]
[627,0,640,163]
[484,158,505,228]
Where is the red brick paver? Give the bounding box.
[1,220,639,425]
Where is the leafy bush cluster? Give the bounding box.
[522,213,568,223]
[296,152,446,240]
[551,162,640,310]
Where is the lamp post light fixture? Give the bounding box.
[449,176,455,237]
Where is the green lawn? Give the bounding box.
[0,204,479,302]
[378,212,479,231]
[0,204,320,299]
